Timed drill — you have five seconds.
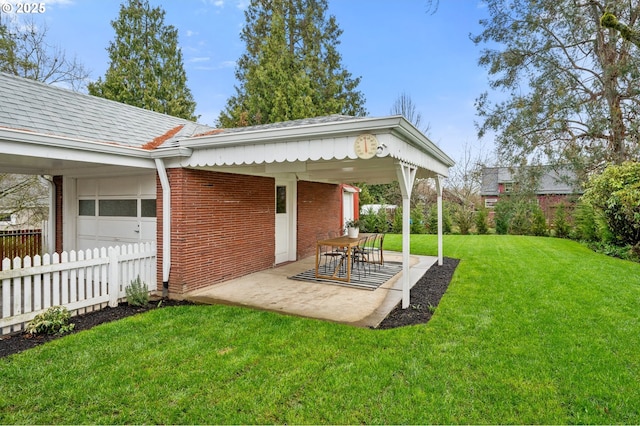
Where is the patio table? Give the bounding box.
[315,234,369,282]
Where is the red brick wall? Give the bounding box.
[158,168,275,295]
[297,181,342,259]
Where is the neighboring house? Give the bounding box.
[480,166,582,221]
[0,72,454,298]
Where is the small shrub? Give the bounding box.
[126,276,149,307]
[392,207,403,233]
[531,204,548,236]
[554,203,571,238]
[572,201,598,241]
[453,204,474,235]
[427,204,451,234]
[411,204,427,234]
[475,207,489,235]
[494,198,512,235]
[26,306,75,336]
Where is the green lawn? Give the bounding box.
[2,235,640,424]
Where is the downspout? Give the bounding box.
[154,159,171,297]
[40,175,55,254]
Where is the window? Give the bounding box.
[276,186,287,214]
[141,199,156,217]
[79,200,96,216]
[503,182,514,193]
[484,198,498,209]
[99,199,137,217]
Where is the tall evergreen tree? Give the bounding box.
[88,0,196,121]
[218,0,366,127]
[474,0,640,177]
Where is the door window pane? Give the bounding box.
[99,199,137,217]
[79,200,96,216]
[276,186,287,214]
[141,199,156,217]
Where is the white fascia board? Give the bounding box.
[1,127,156,168]
[181,116,408,148]
[391,118,456,168]
[182,115,455,171]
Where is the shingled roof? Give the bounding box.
[0,72,213,148]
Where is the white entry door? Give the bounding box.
[342,190,355,232]
[275,178,296,264]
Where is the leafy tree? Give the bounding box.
[0,17,89,90]
[218,0,366,127]
[474,0,640,176]
[89,0,196,120]
[600,12,640,47]
[582,161,640,247]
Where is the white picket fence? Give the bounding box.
[0,242,157,335]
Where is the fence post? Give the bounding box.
[108,247,119,308]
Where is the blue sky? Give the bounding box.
[3,0,492,161]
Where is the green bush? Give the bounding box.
[427,204,451,234]
[494,198,512,235]
[554,203,571,238]
[452,204,474,235]
[411,204,427,234]
[571,201,598,241]
[475,207,489,235]
[582,162,640,246]
[392,207,403,233]
[26,306,75,336]
[359,207,391,233]
[126,276,149,307]
[531,204,548,236]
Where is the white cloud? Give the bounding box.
[189,57,211,63]
[235,0,249,10]
[201,0,225,7]
[218,60,236,69]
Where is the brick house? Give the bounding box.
[0,72,454,298]
[480,166,582,222]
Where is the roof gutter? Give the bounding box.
[154,158,171,297]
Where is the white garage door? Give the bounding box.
[76,175,157,251]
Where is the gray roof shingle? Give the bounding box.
[0,72,213,148]
[480,166,581,195]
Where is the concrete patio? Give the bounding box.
[185,251,438,328]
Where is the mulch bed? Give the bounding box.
[1,257,459,358]
[376,257,460,329]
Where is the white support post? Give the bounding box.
[396,162,417,309]
[435,174,444,266]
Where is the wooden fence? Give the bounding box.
[0,228,42,260]
[0,242,157,335]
